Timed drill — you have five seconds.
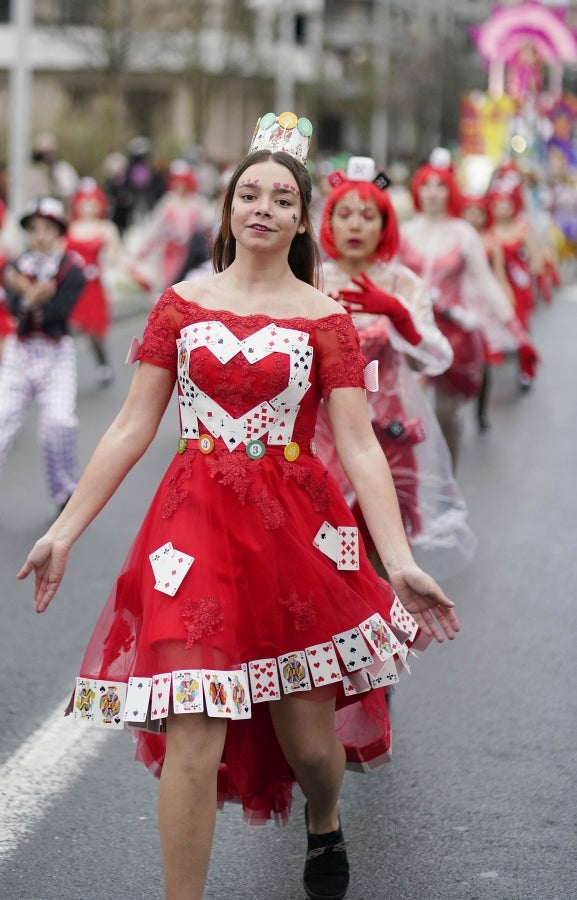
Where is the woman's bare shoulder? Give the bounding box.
[297,282,347,318]
[171,274,221,302]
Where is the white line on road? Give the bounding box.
[0,698,110,863]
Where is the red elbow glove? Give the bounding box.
[505,315,541,378]
[518,341,540,379]
[340,272,422,346]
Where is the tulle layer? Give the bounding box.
[315,340,476,580]
[0,303,15,336]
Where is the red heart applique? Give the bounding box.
[191,350,291,420]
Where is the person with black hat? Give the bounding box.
[0,197,85,511]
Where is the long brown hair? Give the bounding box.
[213,149,321,287]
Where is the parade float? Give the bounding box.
[459,1,577,254]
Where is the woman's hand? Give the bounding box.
[339,272,422,346]
[17,536,71,614]
[388,563,460,642]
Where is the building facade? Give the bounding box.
[0,0,507,174]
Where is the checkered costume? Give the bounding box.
[0,248,85,506]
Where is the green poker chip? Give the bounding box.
[246,440,266,459]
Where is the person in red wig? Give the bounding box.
[137,159,214,291]
[67,177,150,386]
[398,149,524,466]
[315,156,477,580]
[484,164,546,342]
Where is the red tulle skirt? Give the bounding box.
[70,280,110,337]
[75,445,414,823]
[0,303,14,337]
[433,313,485,399]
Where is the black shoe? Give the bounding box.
[519,374,533,392]
[303,803,350,900]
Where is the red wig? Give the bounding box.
[485,164,525,219]
[410,164,462,217]
[320,179,399,262]
[167,162,198,194]
[71,181,108,220]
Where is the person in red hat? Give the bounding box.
[315,156,476,581]
[0,197,85,511]
[136,159,214,291]
[66,178,150,386]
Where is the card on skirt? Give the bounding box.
[305,641,343,687]
[248,658,281,703]
[172,670,204,714]
[277,651,312,693]
[123,676,153,723]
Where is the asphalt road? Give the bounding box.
[0,289,576,900]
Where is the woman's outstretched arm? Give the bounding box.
[18,362,175,613]
[326,385,460,641]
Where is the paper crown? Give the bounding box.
[328,156,391,191]
[249,112,313,163]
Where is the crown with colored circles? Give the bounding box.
[249,112,313,164]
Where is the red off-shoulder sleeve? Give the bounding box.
[136,291,182,380]
[315,314,366,400]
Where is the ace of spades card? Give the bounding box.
[123,676,153,723]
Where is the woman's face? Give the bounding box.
[75,196,102,219]
[330,190,382,263]
[489,194,515,222]
[229,160,304,254]
[418,175,450,215]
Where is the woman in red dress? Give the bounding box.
[19,117,458,900]
[67,178,148,386]
[484,168,546,392]
[398,152,521,466]
[136,160,214,292]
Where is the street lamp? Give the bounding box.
[8,0,33,218]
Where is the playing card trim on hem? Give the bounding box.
[71,599,418,729]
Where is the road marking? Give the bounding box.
[0,698,110,862]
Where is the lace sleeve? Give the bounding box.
[316,314,367,400]
[136,290,181,379]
